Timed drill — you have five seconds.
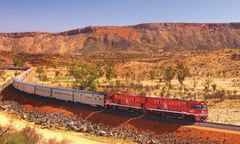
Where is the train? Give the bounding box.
[12,68,208,122]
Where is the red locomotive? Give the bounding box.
[105,93,208,121]
[105,93,146,111]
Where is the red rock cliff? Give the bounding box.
[1,23,240,54]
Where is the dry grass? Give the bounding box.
[0,70,20,86]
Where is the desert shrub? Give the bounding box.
[145,85,151,92]
[155,84,160,89]
[39,75,48,81]
[14,71,20,76]
[0,132,26,144]
[115,79,121,88]
[0,127,41,144]
[213,89,225,99]
[233,90,237,95]
[176,63,190,89]
[22,127,41,144]
[105,67,116,80]
[70,63,103,91]
[211,83,217,92]
[203,78,212,93]
[226,90,232,97]
[203,93,212,100]
[161,65,176,89]
[47,138,70,144]
[139,91,146,96]
[55,70,61,77]
[13,58,24,67]
[36,67,44,77]
[160,87,167,97]
[150,70,156,80]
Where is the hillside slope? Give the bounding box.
[1,23,240,54]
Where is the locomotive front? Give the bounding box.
[188,101,208,121]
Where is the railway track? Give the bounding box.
[142,114,240,132]
[194,122,240,132]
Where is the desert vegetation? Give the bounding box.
[0,70,21,87]
[32,50,240,102]
[1,49,240,125]
[2,49,237,102]
[0,126,69,144]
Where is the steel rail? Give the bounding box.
[194,121,240,132]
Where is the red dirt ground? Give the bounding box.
[1,86,240,144]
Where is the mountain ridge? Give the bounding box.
[1,22,240,54]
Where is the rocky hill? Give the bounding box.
[1,23,240,54]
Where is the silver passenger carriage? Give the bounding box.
[73,90,105,107]
[52,87,73,101]
[35,85,52,98]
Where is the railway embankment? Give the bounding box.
[0,90,209,144]
[1,86,240,144]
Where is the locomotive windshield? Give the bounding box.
[191,105,208,110]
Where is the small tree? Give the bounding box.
[203,78,212,93]
[161,65,176,90]
[36,67,43,77]
[55,71,61,77]
[212,84,217,92]
[36,67,45,81]
[70,63,102,91]
[89,81,99,92]
[13,58,24,66]
[176,63,190,89]
[105,67,116,80]
[203,78,213,99]
[115,79,121,91]
[150,70,156,80]
[115,79,121,87]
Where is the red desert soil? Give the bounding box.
[1,86,240,144]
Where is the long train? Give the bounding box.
[12,68,208,121]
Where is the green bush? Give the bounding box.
[0,132,26,144]
[0,127,41,144]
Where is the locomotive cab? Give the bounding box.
[189,102,208,121]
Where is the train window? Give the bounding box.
[201,105,208,110]
[195,105,201,109]
[191,105,208,110]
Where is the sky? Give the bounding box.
[0,0,240,32]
